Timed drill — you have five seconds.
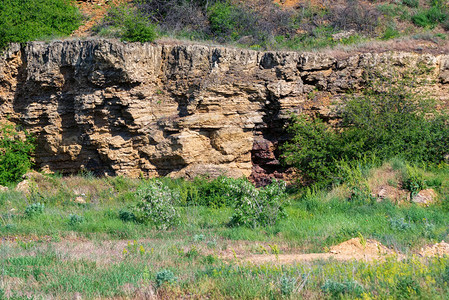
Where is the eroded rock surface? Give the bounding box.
[0,40,448,184]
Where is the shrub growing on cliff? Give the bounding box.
[282,71,449,187]
[0,123,35,185]
[0,0,82,49]
[96,3,157,42]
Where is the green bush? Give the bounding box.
[402,0,419,8]
[229,179,288,228]
[24,203,44,218]
[412,6,448,28]
[97,4,157,42]
[133,181,180,229]
[155,269,177,288]
[0,0,81,49]
[0,123,35,185]
[382,24,400,40]
[189,176,250,208]
[68,214,84,226]
[281,115,343,186]
[282,71,449,187]
[118,208,136,223]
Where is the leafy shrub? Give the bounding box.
[389,217,412,231]
[118,208,136,223]
[24,203,44,218]
[349,185,375,204]
[412,7,448,28]
[282,70,449,187]
[402,0,419,8]
[155,269,177,288]
[395,276,421,298]
[68,214,84,226]
[321,279,364,298]
[0,123,35,185]
[279,275,296,296]
[133,181,180,229]
[97,4,157,42]
[229,179,288,228]
[0,0,81,49]
[403,166,426,197]
[281,115,342,187]
[382,24,400,40]
[134,0,295,48]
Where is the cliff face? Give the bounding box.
[0,40,448,184]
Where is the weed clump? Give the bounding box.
[155,269,177,288]
[68,214,84,226]
[24,203,44,218]
[321,279,364,298]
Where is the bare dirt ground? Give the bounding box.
[236,238,401,264]
[3,236,449,267]
[420,241,449,257]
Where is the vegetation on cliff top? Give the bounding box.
[0,0,448,50]
[95,0,449,49]
[0,0,82,49]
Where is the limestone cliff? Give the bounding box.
[0,40,448,185]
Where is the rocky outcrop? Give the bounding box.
[0,40,448,185]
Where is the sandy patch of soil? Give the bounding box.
[235,238,399,264]
[420,241,449,257]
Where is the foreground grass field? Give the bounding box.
[1,161,449,298]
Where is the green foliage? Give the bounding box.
[118,208,136,223]
[282,115,343,186]
[389,217,413,231]
[402,0,419,8]
[321,279,364,298]
[24,203,44,218]
[412,6,448,28]
[0,0,81,49]
[0,123,35,185]
[208,2,237,37]
[279,275,296,296]
[403,165,427,197]
[155,269,177,288]
[133,181,180,229]
[282,71,449,187]
[382,23,400,40]
[68,214,85,226]
[229,179,288,228]
[395,276,421,298]
[98,4,157,42]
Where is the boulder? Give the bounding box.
[412,189,437,206]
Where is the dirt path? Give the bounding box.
[234,238,403,264]
[3,236,449,265]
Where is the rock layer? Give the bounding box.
[0,40,448,184]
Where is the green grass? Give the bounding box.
[0,0,82,49]
[1,162,449,298]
